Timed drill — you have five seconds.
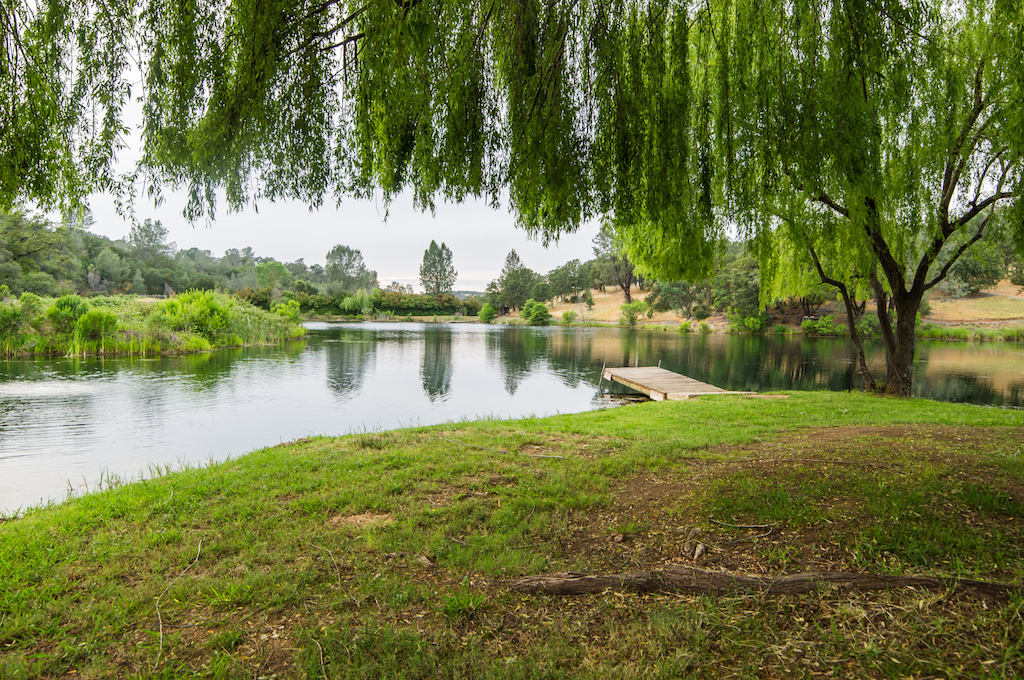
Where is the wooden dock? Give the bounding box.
[602,366,755,401]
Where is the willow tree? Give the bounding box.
[691,0,1024,396]
[4,0,1023,395]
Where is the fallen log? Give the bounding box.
[500,566,1020,602]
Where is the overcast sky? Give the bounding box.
[85,186,600,293]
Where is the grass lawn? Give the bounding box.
[1,392,1022,678]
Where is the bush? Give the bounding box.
[75,308,118,340]
[22,271,58,296]
[46,295,90,334]
[743,315,767,333]
[561,310,577,325]
[692,302,711,320]
[679,320,693,333]
[272,299,302,323]
[479,303,497,324]
[855,314,880,338]
[1011,266,1024,287]
[522,299,552,326]
[461,297,482,317]
[619,300,649,327]
[295,292,338,315]
[235,286,274,311]
[698,321,712,333]
[0,303,20,332]
[18,292,43,328]
[295,280,320,296]
[802,314,847,337]
[162,290,229,342]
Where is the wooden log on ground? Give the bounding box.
[500,566,1020,602]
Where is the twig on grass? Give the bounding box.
[722,528,776,545]
[314,638,327,678]
[748,457,890,469]
[710,519,778,530]
[303,540,343,591]
[154,538,203,669]
[436,435,568,459]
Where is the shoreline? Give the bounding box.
[1,392,1021,677]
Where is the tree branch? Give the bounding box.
[500,566,1020,601]
[924,215,988,292]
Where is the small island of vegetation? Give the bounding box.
[0,289,305,357]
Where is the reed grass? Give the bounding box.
[0,291,304,358]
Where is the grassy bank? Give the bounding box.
[2,392,1023,678]
[0,290,305,357]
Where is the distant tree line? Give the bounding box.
[6,209,1018,325]
[482,216,1024,328]
[0,211,487,317]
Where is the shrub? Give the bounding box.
[561,310,577,325]
[295,280,320,296]
[461,297,482,317]
[18,292,43,328]
[774,323,787,334]
[522,299,552,326]
[692,302,711,320]
[75,308,118,340]
[46,295,90,334]
[272,299,302,323]
[0,304,22,353]
[619,300,649,327]
[743,315,767,333]
[1011,266,1024,287]
[679,320,693,333]
[235,286,274,311]
[23,271,58,296]
[698,321,712,333]
[802,314,847,336]
[479,303,497,324]
[855,314,880,338]
[162,290,229,342]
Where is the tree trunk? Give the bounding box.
[806,246,874,390]
[871,270,922,397]
[500,566,1019,602]
[886,297,920,396]
[619,275,633,303]
[836,285,875,391]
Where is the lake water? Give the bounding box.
[2,322,1023,513]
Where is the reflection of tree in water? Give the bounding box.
[543,329,598,388]
[421,327,453,401]
[913,370,1022,406]
[324,328,377,399]
[488,327,549,395]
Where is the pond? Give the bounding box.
[2,322,1023,513]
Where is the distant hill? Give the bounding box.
[452,290,485,299]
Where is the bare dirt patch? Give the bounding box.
[327,512,393,528]
[556,425,1024,578]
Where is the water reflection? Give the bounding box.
[323,327,377,399]
[421,327,453,401]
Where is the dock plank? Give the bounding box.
[602,367,754,401]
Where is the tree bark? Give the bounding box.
[500,566,1020,602]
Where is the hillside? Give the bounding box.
[531,280,1024,329]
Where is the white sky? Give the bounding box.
[86,187,600,293]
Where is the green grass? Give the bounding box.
[1,392,1023,678]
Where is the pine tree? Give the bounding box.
[419,241,457,295]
